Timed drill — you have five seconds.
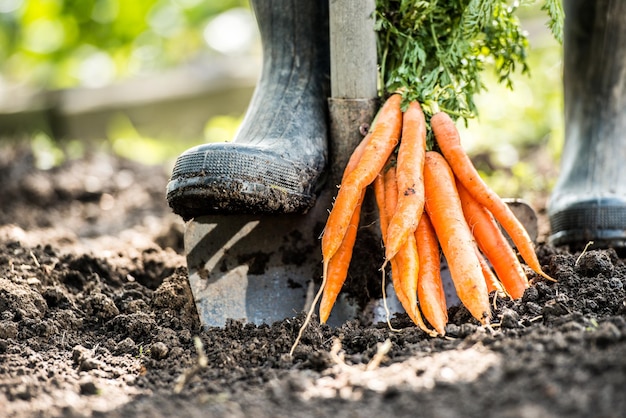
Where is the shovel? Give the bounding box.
[184,0,380,327]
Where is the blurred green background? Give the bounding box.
[0,0,255,167]
[0,0,249,88]
[0,0,563,205]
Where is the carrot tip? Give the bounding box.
[539,270,557,282]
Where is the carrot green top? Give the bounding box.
[374,0,563,123]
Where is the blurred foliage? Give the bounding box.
[0,0,248,88]
[106,113,242,167]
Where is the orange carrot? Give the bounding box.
[381,162,410,310]
[374,173,389,239]
[319,130,374,323]
[394,234,421,326]
[475,246,507,296]
[385,101,427,261]
[383,158,399,225]
[423,151,491,324]
[457,180,529,299]
[415,213,448,335]
[319,189,365,323]
[431,111,554,282]
[342,130,372,182]
[321,94,402,270]
[374,172,409,317]
[376,168,434,335]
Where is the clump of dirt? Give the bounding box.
[1,142,626,418]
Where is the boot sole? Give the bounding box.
[166,145,321,220]
[549,199,626,249]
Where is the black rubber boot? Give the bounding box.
[166,0,330,220]
[548,0,626,250]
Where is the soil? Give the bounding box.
[1,141,626,418]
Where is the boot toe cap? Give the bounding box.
[166,143,324,220]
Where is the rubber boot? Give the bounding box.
[548,0,626,250]
[166,0,330,221]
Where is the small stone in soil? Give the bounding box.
[0,320,18,339]
[575,250,614,277]
[500,309,520,329]
[116,337,136,354]
[79,378,99,395]
[150,341,169,360]
[592,321,622,347]
[522,285,539,302]
[79,358,101,372]
[72,345,91,366]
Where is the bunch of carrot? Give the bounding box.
[317,93,554,336]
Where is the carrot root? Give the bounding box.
[415,213,448,335]
[456,179,529,299]
[423,151,491,325]
[431,110,554,283]
[385,100,427,261]
[322,93,402,264]
[315,103,550,339]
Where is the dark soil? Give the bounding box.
[1,142,626,418]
